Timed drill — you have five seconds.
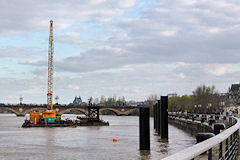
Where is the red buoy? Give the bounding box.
[113,137,118,142]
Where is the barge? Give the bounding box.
[22,116,109,128]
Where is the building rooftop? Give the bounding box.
[230,84,240,92]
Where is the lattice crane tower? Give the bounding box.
[47,20,54,110]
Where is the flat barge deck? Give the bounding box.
[22,118,109,128]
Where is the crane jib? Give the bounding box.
[47,20,54,110]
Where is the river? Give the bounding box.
[0,114,195,160]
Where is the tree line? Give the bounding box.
[146,84,226,114]
[91,84,226,115]
[168,84,223,113]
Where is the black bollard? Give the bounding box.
[156,103,158,133]
[196,133,215,143]
[153,104,156,130]
[155,103,158,132]
[155,103,158,133]
[160,96,168,139]
[208,119,215,126]
[214,123,225,135]
[139,107,150,150]
[192,116,195,121]
[157,100,161,135]
[201,117,206,123]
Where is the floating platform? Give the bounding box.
[77,117,109,126]
[22,118,109,128]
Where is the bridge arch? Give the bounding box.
[0,107,19,115]
[58,108,88,115]
[99,108,135,116]
[100,108,120,116]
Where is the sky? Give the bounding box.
[0,0,240,104]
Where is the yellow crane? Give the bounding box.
[47,20,54,110]
[30,20,56,124]
[42,20,56,121]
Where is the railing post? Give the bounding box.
[161,117,240,160]
[208,148,212,160]
[219,142,222,159]
[236,130,239,154]
[139,107,150,150]
[225,138,229,159]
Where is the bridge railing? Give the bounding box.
[163,116,240,160]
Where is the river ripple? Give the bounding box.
[0,114,195,160]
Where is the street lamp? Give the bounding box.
[19,96,23,105]
[207,103,212,113]
[220,101,225,115]
[55,96,59,104]
[198,104,202,113]
[194,105,197,113]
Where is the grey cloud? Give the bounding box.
[19,60,46,66]
[2,61,238,103]
[2,0,240,103]
[0,0,137,35]
[20,0,240,72]
[0,46,42,58]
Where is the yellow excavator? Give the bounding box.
[30,20,56,124]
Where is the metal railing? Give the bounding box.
[164,116,240,160]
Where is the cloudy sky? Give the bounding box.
[0,0,240,104]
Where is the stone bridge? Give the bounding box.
[0,104,141,116]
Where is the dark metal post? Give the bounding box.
[219,142,222,159]
[139,107,150,150]
[157,100,161,135]
[208,148,212,160]
[225,138,229,158]
[88,107,91,117]
[154,104,156,129]
[236,130,239,154]
[155,103,157,132]
[160,96,168,139]
[96,107,99,121]
[156,103,159,133]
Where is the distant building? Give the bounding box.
[228,84,240,105]
[73,96,82,105]
[219,93,228,101]
[167,93,177,98]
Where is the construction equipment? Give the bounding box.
[30,20,56,124]
[42,19,56,122]
[47,20,54,111]
[43,19,56,122]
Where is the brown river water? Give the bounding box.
[0,114,195,160]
